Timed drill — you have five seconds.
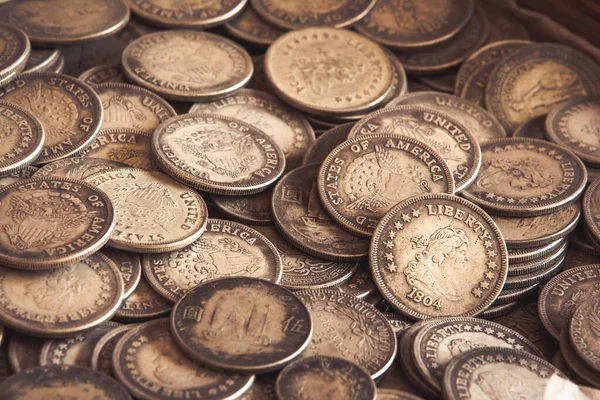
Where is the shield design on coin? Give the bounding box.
[111,182,176,231]
[102,95,147,130]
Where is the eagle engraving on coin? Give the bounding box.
[475,157,554,192]
[111,182,176,232]
[102,95,147,131]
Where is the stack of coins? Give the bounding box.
[1,0,600,398]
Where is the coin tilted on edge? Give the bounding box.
[82,128,157,171]
[0,72,104,165]
[276,356,376,400]
[33,157,126,180]
[294,289,397,379]
[0,166,37,189]
[0,252,124,338]
[0,24,30,88]
[265,28,394,117]
[0,101,44,176]
[371,194,508,320]
[7,334,43,372]
[143,218,283,302]
[463,138,587,217]
[102,247,141,298]
[91,324,138,376]
[171,277,313,373]
[348,106,482,192]
[302,123,355,166]
[115,276,171,321]
[152,114,286,195]
[0,177,115,269]
[212,189,274,225]
[273,164,369,261]
[583,178,600,250]
[23,49,61,74]
[122,30,253,102]
[570,296,600,373]
[318,134,455,238]
[224,5,285,47]
[86,168,208,253]
[114,318,254,400]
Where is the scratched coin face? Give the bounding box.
[318,134,454,238]
[83,129,158,171]
[0,24,30,88]
[569,295,600,374]
[33,157,127,180]
[225,6,285,46]
[171,277,313,373]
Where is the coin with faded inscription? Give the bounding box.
[294,289,396,379]
[238,374,277,400]
[442,347,564,400]
[8,334,42,372]
[23,49,60,74]
[225,6,285,46]
[355,0,473,50]
[265,28,394,117]
[142,219,283,302]
[348,106,481,192]
[114,318,254,400]
[412,317,543,392]
[333,266,377,299]
[172,277,313,373]
[0,73,103,164]
[0,24,30,88]
[0,252,124,338]
[0,0,130,46]
[512,115,547,140]
[273,164,369,261]
[82,129,157,170]
[486,43,600,133]
[569,296,600,373]
[0,166,36,189]
[115,276,171,320]
[318,134,454,238]
[387,92,506,143]
[190,89,315,171]
[153,114,286,195]
[91,324,137,376]
[382,311,412,338]
[32,157,126,180]
[277,356,376,400]
[0,177,115,269]
[86,168,208,253]
[102,247,141,298]
[40,321,121,367]
[559,323,600,389]
[212,189,273,225]
[462,138,587,217]
[123,30,253,101]
[79,63,124,86]
[399,321,439,398]
[0,101,44,176]
[302,123,354,166]
[377,389,424,400]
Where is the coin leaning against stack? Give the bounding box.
[0,0,600,398]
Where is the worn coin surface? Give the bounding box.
[546,96,600,167]
[333,266,377,299]
[399,321,440,398]
[102,247,141,298]
[276,356,376,400]
[569,296,600,373]
[93,82,177,134]
[412,317,543,392]
[581,177,600,250]
[251,0,376,30]
[559,323,600,389]
[79,63,124,86]
[7,334,42,372]
[0,0,130,46]
[153,114,286,195]
[212,189,273,225]
[371,194,508,320]
[91,324,137,376]
[114,318,254,400]
[294,289,396,379]
[0,101,44,176]
[265,28,394,117]
[0,252,123,338]
[355,0,473,50]
[512,115,547,140]
[82,129,157,170]
[190,89,315,171]
[0,24,30,88]
[28,49,63,74]
[123,30,253,101]
[273,164,369,261]
[0,365,132,399]
[0,177,115,269]
[0,166,36,189]
[40,321,121,367]
[225,6,285,46]
[350,106,481,192]
[86,168,208,253]
[143,218,283,302]
[462,138,587,217]
[32,157,126,180]
[0,73,103,165]
[387,92,506,143]
[442,347,564,400]
[382,311,412,338]
[172,277,313,373]
[115,276,171,320]
[486,43,600,133]
[504,256,565,289]
[303,123,354,166]
[318,134,454,238]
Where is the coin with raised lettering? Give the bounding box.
[462,138,587,217]
[0,166,36,189]
[123,30,252,101]
[40,321,121,367]
[102,247,141,298]
[0,73,103,164]
[382,311,412,338]
[7,334,42,372]
[79,63,124,86]
[318,134,454,238]
[277,356,376,400]
[0,24,30,88]
[387,92,506,143]
[399,321,440,398]
[115,276,171,320]
[569,296,600,373]
[412,317,543,392]
[142,218,283,302]
[172,277,313,373]
[560,322,600,388]
[114,318,254,400]
[377,389,424,400]
[486,43,600,133]
[348,106,481,192]
[91,324,137,376]
[371,194,508,319]
[82,129,157,170]
[0,252,123,338]
[512,115,547,140]
[32,157,126,180]
[86,168,208,253]
[0,177,115,269]
[190,89,315,171]
[294,289,396,379]
[212,189,273,226]
[265,28,394,117]
[225,6,285,46]
[355,0,473,50]
[23,49,60,74]
[302,123,354,166]
[153,114,286,195]
[0,101,44,176]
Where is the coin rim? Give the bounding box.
[90,323,138,374]
[0,23,31,81]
